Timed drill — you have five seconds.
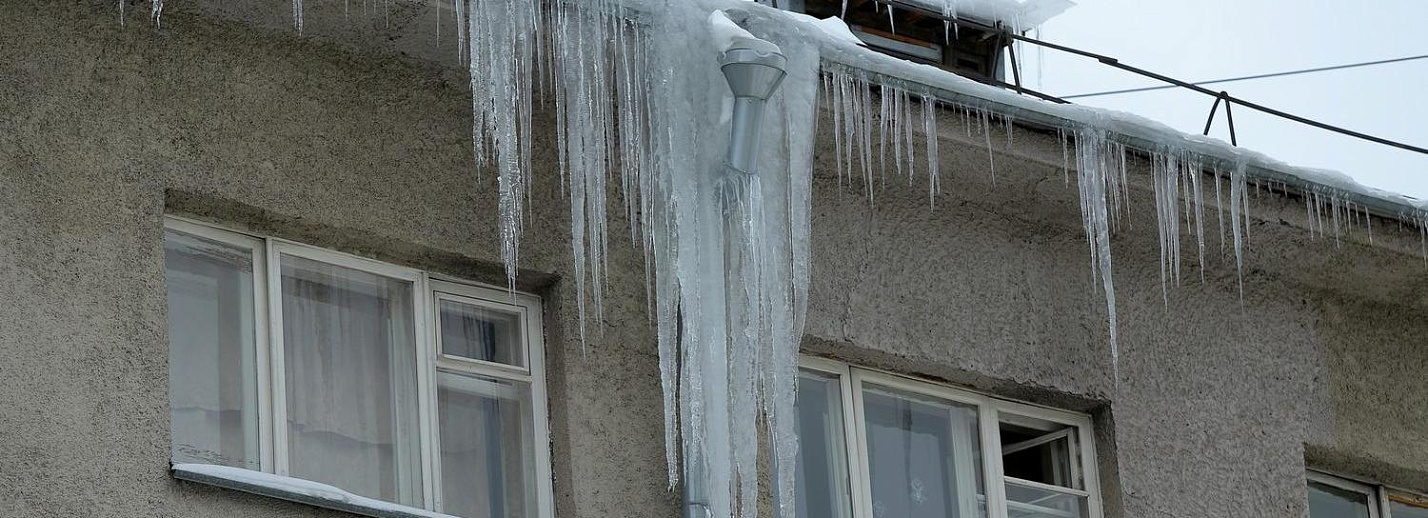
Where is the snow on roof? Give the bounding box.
[738,4,1428,217]
[900,0,1076,32]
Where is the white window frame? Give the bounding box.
[164,216,554,518]
[800,356,1105,518]
[1308,470,1428,518]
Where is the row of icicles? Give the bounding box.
[823,66,1428,378]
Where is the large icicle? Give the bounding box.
[1074,129,1119,378]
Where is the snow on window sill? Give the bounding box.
[171,463,457,518]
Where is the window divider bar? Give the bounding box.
[980,403,1011,518]
[415,274,440,512]
[1003,476,1092,498]
[847,370,876,518]
[252,235,275,474]
[1075,419,1104,518]
[834,362,865,518]
[265,239,292,477]
[1000,427,1074,456]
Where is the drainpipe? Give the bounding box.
[719,35,788,175]
[682,25,788,518]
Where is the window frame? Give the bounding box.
[1307,470,1428,518]
[163,216,554,518]
[1307,470,1384,518]
[799,356,1104,518]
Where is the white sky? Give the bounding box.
[1019,0,1428,200]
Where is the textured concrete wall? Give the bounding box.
[3,2,1428,518]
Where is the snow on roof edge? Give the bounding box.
[899,0,1075,31]
[733,4,1428,219]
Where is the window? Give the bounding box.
[797,357,1104,518]
[164,217,553,518]
[784,0,1010,82]
[1307,472,1428,518]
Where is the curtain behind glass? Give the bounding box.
[438,372,536,518]
[863,386,984,518]
[439,299,524,367]
[281,255,422,506]
[437,297,536,518]
[164,230,259,469]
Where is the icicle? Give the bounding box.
[902,89,915,186]
[1074,129,1119,381]
[1058,128,1069,186]
[979,108,995,183]
[878,85,891,181]
[1151,152,1181,303]
[293,0,304,33]
[1215,170,1225,255]
[1359,204,1370,246]
[857,75,875,201]
[921,94,940,207]
[1325,194,1336,248]
[891,89,904,184]
[1229,163,1248,302]
[1188,159,1205,282]
[1003,113,1014,147]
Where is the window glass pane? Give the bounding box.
[1004,479,1086,518]
[438,298,524,367]
[438,370,537,518]
[1307,481,1372,518]
[863,384,984,518]
[281,255,422,506]
[164,229,259,469]
[795,370,853,518]
[1391,498,1428,518]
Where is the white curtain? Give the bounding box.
[438,300,523,366]
[863,387,984,518]
[280,255,422,507]
[437,371,534,518]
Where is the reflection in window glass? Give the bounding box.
[438,371,537,518]
[863,385,984,518]
[165,229,259,469]
[439,298,524,367]
[1390,497,1428,518]
[795,370,853,518]
[282,255,423,506]
[1307,481,1371,518]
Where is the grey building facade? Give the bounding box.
[3,2,1428,518]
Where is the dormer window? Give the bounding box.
[788,0,1013,83]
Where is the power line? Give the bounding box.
[1062,54,1428,99]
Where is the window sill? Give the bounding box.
[171,464,458,518]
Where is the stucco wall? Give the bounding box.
[3,2,1428,518]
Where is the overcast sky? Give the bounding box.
[1019,0,1428,200]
